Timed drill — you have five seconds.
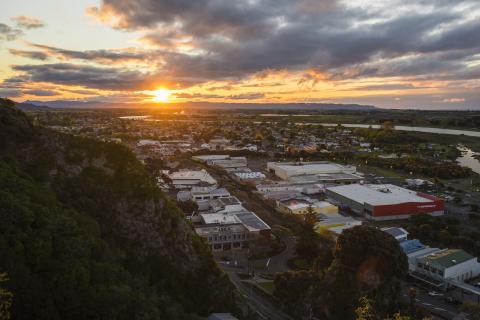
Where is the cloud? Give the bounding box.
[230,92,264,100]
[443,98,465,103]
[27,43,150,63]
[22,89,59,96]
[11,16,45,29]
[0,23,23,41]
[0,88,22,97]
[9,49,49,60]
[8,63,154,91]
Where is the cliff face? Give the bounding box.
[0,99,237,320]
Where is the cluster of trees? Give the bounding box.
[274,226,408,320]
[406,214,480,258]
[0,99,237,319]
[357,154,471,179]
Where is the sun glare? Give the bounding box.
[153,88,170,102]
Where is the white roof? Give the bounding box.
[268,161,356,175]
[192,155,230,161]
[168,169,216,184]
[327,184,433,206]
[201,213,239,224]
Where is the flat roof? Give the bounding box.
[424,249,475,268]
[235,211,271,232]
[269,161,352,171]
[327,184,436,206]
[201,213,239,224]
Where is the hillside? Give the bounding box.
[24,99,377,111]
[0,98,237,320]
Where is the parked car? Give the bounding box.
[428,291,443,297]
[444,296,461,305]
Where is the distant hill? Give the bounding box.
[24,99,377,111]
[0,98,237,319]
[16,101,50,111]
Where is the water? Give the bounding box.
[318,123,480,138]
[457,146,480,175]
[119,115,151,120]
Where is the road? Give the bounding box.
[222,267,294,320]
[250,235,297,274]
[402,285,459,319]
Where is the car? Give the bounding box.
[444,296,461,305]
[428,291,443,297]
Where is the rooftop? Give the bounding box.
[327,184,438,206]
[424,249,475,268]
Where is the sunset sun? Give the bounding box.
[153,88,170,102]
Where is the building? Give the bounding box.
[416,249,480,284]
[192,154,248,170]
[382,227,409,241]
[177,186,231,210]
[168,169,217,189]
[326,184,445,220]
[209,138,230,150]
[385,229,480,291]
[234,172,266,182]
[195,215,251,251]
[267,161,363,184]
[195,205,271,251]
[277,199,338,215]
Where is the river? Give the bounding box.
[457,146,480,175]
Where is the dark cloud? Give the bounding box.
[0,88,22,97]
[11,16,45,29]
[87,0,480,85]
[0,23,23,41]
[27,43,149,63]
[230,92,264,100]
[23,89,59,96]
[9,49,49,60]
[8,63,153,91]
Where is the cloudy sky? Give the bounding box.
[1,0,480,109]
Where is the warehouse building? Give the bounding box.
[267,161,363,184]
[326,184,445,220]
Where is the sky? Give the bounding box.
[1,0,480,109]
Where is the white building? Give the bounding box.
[168,169,217,189]
[234,172,266,181]
[267,161,363,184]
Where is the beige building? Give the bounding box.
[277,199,338,215]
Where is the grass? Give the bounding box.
[257,281,275,295]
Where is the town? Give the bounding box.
[29,107,480,319]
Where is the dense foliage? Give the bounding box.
[275,226,408,320]
[0,99,236,319]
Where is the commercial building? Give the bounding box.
[277,199,338,215]
[326,184,445,220]
[194,197,271,251]
[385,229,480,291]
[168,169,217,189]
[233,172,266,182]
[192,154,248,170]
[267,161,362,184]
[416,249,480,283]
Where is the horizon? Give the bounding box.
[1,0,480,110]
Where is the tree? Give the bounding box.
[322,226,408,320]
[355,297,376,320]
[461,301,480,320]
[0,273,12,320]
